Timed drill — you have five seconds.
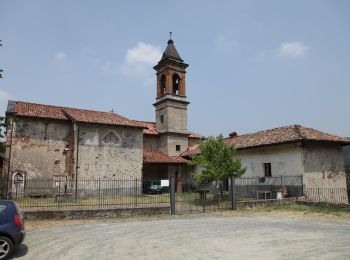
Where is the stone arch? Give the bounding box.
[160,74,166,95]
[172,73,180,95]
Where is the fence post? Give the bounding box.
[170,176,175,215]
[280,175,283,191]
[230,176,237,210]
[301,175,304,197]
[134,178,138,207]
[58,180,61,209]
[203,186,206,213]
[98,179,101,208]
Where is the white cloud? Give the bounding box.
[0,89,12,118]
[125,42,162,65]
[120,42,162,85]
[278,42,308,58]
[0,89,11,101]
[215,34,237,51]
[54,51,67,61]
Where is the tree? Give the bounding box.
[190,135,246,192]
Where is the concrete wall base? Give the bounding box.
[24,206,170,220]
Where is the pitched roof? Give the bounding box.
[134,120,205,139]
[143,151,188,164]
[133,121,159,135]
[160,39,183,62]
[8,101,145,128]
[226,125,350,149]
[181,125,350,157]
[181,144,201,157]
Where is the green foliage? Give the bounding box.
[190,135,246,185]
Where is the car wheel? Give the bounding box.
[0,236,13,260]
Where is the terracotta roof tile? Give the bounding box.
[12,101,67,120]
[143,151,188,164]
[226,125,350,149]
[132,121,159,135]
[10,101,145,128]
[134,120,205,139]
[181,144,201,157]
[182,125,350,157]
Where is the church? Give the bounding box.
[2,37,204,194]
[2,37,349,197]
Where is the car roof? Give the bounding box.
[0,200,15,205]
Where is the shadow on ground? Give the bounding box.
[12,244,28,259]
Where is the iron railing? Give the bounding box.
[11,179,170,211]
[7,176,349,213]
[302,188,349,205]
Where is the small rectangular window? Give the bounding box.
[160,115,164,123]
[176,145,181,152]
[264,163,272,177]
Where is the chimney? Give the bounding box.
[229,132,238,138]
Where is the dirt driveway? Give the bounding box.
[13,213,350,260]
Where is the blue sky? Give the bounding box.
[1,0,349,137]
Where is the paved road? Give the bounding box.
[14,215,350,260]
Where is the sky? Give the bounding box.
[0,0,349,137]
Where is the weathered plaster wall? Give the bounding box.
[9,117,71,179]
[188,138,201,147]
[77,124,143,180]
[343,145,350,175]
[302,143,347,189]
[155,99,188,134]
[159,134,188,156]
[238,143,304,178]
[143,135,159,152]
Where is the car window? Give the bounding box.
[14,202,23,218]
[0,204,7,215]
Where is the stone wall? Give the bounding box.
[143,135,159,152]
[77,124,143,180]
[302,142,347,189]
[343,145,350,175]
[5,117,144,182]
[238,143,304,178]
[8,117,71,179]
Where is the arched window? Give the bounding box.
[103,131,121,146]
[160,75,166,95]
[172,74,180,95]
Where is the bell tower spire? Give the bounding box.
[153,36,189,135]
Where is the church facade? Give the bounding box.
[2,38,203,195]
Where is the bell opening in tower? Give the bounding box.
[172,73,180,95]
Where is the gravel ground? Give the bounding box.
[13,214,350,260]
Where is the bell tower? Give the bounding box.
[153,36,189,134]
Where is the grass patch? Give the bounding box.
[255,202,350,216]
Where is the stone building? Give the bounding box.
[2,38,204,195]
[183,125,350,192]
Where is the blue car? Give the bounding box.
[0,200,26,260]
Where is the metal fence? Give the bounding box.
[234,175,303,200]
[11,179,170,211]
[7,176,349,213]
[301,188,349,205]
[172,175,304,213]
